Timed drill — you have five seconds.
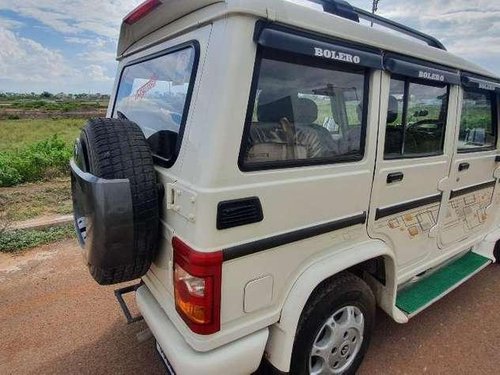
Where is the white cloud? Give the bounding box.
[0,27,76,83]
[85,64,114,82]
[0,27,117,92]
[65,36,107,48]
[0,16,24,30]
[78,49,116,63]
[0,0,142,38]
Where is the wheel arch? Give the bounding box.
[265,239,398,373]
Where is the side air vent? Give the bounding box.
[217,197,264,230]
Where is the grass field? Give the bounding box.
[0,118,83,152]
[0,118,84,187]
[0,224,74,253]
[0,118,80,246]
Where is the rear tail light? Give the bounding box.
[124,0,162,25]
[173,237,222,335]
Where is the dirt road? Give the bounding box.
[1,240,499,374]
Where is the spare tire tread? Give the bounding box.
[81,118,159,285]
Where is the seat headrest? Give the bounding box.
[357,104,363,123]
[294,98,318,124]
[257,92,294,123]
[387,95,399,124]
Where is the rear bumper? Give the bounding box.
[136,285,269,375]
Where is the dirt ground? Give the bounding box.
[1,240,500,375]
[0,178,72,222]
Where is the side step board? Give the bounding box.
[396,252,491,318]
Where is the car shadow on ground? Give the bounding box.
[32,320,165,375]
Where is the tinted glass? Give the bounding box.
[114,47,196,160]
[241,52,367,169]
[384,78,448,158]
[458,90,496,151]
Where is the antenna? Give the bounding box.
[371,0,380,27]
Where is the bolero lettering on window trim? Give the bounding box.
[255,25,383,69]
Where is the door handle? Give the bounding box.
[387,172,404,183]
[495,155,500,162]
[458,162,470,172]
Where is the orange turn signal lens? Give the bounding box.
[172,237,222,334]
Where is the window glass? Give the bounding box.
[384,78,448,158]
[114,47,196,161]
[458,90,496,151]
[241,51,367,169]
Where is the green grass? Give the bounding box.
[0,224,74,253]
[0,118,83,187]
[0,135,73,187]
[3,99,108,112]
[0,118,83,152]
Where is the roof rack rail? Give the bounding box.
[307,0,447,51]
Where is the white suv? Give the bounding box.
[70,1,500,374]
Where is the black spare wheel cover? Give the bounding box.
[71,118,159,285]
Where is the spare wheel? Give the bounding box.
[71,117,160,285]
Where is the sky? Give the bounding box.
[0,0,498,93]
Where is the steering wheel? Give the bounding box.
[407,119,444,136]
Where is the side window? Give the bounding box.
[240,49,368,170]
[384,78,448,158]
[113,46,198,165]
[458,90,497,151]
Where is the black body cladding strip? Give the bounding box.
[375,194,442,220]
[222,212,367,261]
[450,180,496,200]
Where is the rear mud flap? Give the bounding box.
[70,159,135,269]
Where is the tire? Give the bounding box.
[290,272,375,375]
[79,118,159,284]
[494,241,500,263]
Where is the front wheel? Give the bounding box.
[291,272,375,375]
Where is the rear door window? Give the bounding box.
[384,77,448,158]
[240,49,369,170]
[113,45,198,166]
[458,89,497,151]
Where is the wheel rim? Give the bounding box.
[308,305,364,375]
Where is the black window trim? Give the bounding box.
[383,54,461,85]
[254,21,384,70]
[384,74,450,160]
[238,46,371,172]
[457,87,498,154]
[111,40,201,169]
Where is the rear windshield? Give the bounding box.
[113,45,198,165]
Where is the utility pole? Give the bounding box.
[371,0,380,26]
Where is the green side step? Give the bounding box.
[396,252,491,316]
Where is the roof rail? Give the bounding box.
[307,0,447,50]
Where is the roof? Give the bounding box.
[118,0,498,80]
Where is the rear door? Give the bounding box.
[368,56,460,278]
[439,75,500,247]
